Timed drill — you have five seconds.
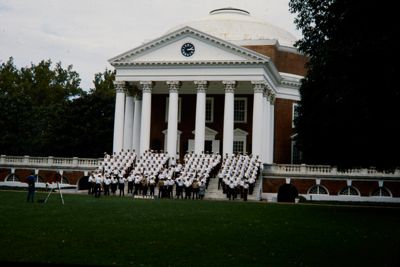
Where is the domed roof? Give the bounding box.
[167,7,297,47]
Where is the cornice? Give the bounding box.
[111,60,266,67]
[281,79,301,88]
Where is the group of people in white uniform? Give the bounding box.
[217,154,261,201]
[88,149,260,201]
[88,149,136,197]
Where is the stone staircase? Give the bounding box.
[204,177,226,200]
[204,175,263,201]
[247,176,263,201]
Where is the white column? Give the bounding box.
[194,80,208,155]
[251,81,265,158]
[166,81,181,164]
[262,88,271,164]
[269,93,276,163]
[132,93,142,154]
[113,81,126,153]
[222,80,236,158]
[139,81,152,155]
[123,91,134,151]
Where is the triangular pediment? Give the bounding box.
[109,26,269,66]
[234,128,248,136]
[191,126,218,136]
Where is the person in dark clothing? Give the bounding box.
[26,172,36,203]
[243,182,249,201]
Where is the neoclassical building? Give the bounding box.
[109,7,308,164]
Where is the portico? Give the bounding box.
[109,25,301,164]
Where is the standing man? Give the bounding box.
[94,173,103,198]
[26,172,36,203]
[118,174,126,197]
[103,174,111,196]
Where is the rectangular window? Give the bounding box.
[206,97,214,123]
[233,141,244,154]
[234,97,247,123]
[291,140,301,164]
[292,103,299,128]
[165,97,182,123]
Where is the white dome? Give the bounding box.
[167,7,297,47]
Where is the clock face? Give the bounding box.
[181,43,195,57]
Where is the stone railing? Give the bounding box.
[0,155,101,170]
[264,164,400,178]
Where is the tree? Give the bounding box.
[0,58,83,156]
[289,0,400,169]
[52,69,116,157]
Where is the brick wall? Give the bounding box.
[274,98,296,164]
[0,167,85,185]
[244,45,308,76]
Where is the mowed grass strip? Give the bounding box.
[0,191,399,267]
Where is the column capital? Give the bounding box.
[140,81,153,93]
[194,80,209,93]
[135,91,142,101]
[222,80,236,93]
[263,88,270,98]
[251,80,267,93]
[125,84,139,97]
[166,81,181,93]
[114,81,126,93]
[269,93,276,105]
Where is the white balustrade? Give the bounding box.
[265,163,400,179]
[0,155,101,169]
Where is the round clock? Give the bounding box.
[181,43,195,57]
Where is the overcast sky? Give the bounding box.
[0,0,301,90]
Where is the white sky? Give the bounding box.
[0,0,301,90]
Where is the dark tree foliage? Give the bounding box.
[289,0,400,170]
[58,69,116,157]
[0,58,115,157]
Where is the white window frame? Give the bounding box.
[206,97,214,123]
[233,128,248,154]
[338,186,360,196]
[370,187,392,197]
[292,102,299,128]
[291,140,296,164]
[234,97,247,123]
[307,185,329,195]
[165,97,182,123]
[233,140,245,154]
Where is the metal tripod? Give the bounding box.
[44,181,65,205]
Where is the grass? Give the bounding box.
[0,190,400,267]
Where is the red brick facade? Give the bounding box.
[244,45,308,76]
[0,168,86,185]
[263,177,400,198]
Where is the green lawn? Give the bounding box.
[0,191,399,267]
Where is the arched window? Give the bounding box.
[338,186,360,196]
[60,176,70,184]
[371,187,392,197]
[5,173,20,182]
[308,185,328,195]
[32,175,44,183]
